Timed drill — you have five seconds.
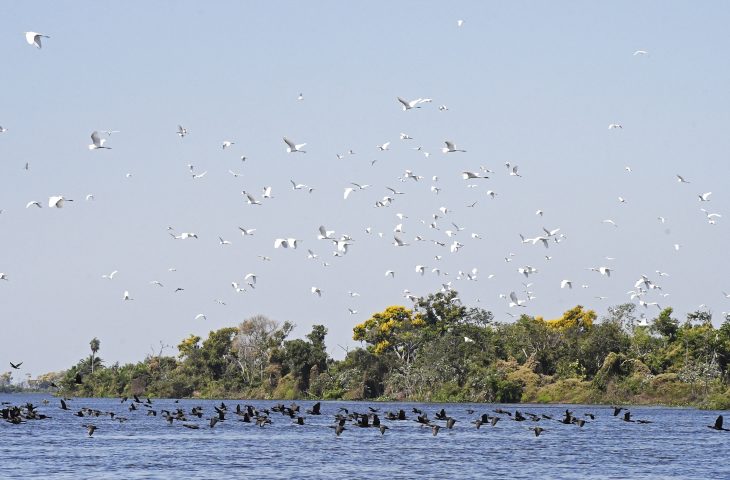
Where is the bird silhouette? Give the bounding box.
[708,415,729,431]
[9,362,22,369]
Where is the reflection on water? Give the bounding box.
[1,394,727,479]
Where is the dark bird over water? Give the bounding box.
[86,425,97,437]
[708,415,729,431]
[533,426,545,437]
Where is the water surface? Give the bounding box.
[1,394,727,479]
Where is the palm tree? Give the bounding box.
[89,338,100,374]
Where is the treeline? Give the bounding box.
[42,291,730,408]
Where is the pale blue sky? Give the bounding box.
[2,1,729,378]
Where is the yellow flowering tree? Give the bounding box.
[544,305,596,332]
[353,305,426,365]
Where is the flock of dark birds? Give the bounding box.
[1,395,727,438]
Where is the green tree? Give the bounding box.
[200,327,237,380]
[280,324,329,393]
[652,308,679,341]
[89,337,100,374]
[353,305,426,365]
[414,290,467,333]
[232,315,280,384]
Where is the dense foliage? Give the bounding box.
[33,291,730,408]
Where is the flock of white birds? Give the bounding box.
[2,17,729,372]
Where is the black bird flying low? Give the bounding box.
[9,362,22,369]
[708,415,729,431]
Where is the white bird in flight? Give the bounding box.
[25,32,49,49]
[590,266,612,277]
[397,97,429,111]
[393,236,409,247]
[283,137,306,153]
[442,141,466,153]
[123,291,133,301]
[25,201,42,209]
[274,238,299,249]
[508,292,526,308]
[462,171,486,180]
[222,140,235,149]
[318,226,335,240]
[102,270,118,280]
[88,131,111,150]
[171,232,198,240]
[176,125,188,138]
[311,286,322,297]
[698,192,712,202]
[194,314,207,321]
[561,280,573,289]
[48,196,72,208]
[242,191,262,206]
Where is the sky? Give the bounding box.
[2,1,730,379]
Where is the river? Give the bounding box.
[1,394,727,479]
